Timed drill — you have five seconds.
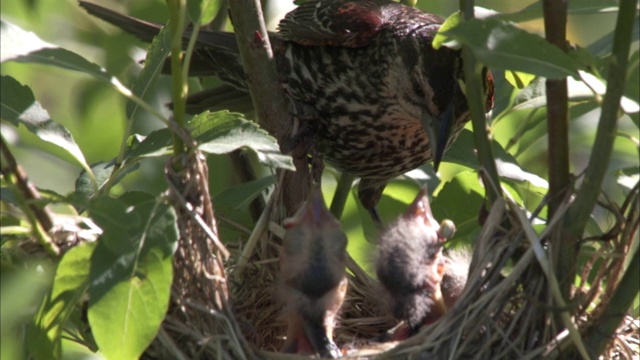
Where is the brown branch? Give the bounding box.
[0,136,58,255]
[0,136,54,231]
[227,0,311,216]
[542,0,575,311]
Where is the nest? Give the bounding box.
[22,151,636,359]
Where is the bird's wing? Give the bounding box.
[277,0,386,48]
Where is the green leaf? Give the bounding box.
[444,18,579,79]
[433,8,498,50]
[1,20,111,82]
[187,0,220,25]
[433,11,461,50]
[0,75,95,186]
[125,111,294,170]
[126,130,173,160]
[192,111,294,170]
[75,161,140,204]
[126,26,171,121]
[27,242,96,360]
[0,20,55,63]
[504,71,536,89]
[213,175,276,209]
[88,193,177,360]
[432,171,486,245]
[1,20,139,118]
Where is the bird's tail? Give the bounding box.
[79,1,249,93]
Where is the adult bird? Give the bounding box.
[376,188,456,339]
[79,0,494,222]
[278,187,348,358]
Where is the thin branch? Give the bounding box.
[167,0,188,158]
[0,136,58,255]
[581,245,639,358]
[542,0,570,220]
[542,0,575,312]
[227,0,311,216]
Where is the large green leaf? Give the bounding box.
[444,18,579,79]
[27,242,96,360]
[125,111,294,170]
[192,111,294,170]
[88,193,177,360]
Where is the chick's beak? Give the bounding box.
[404,187,440,232]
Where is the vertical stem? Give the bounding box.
[459,0,502,206]
[330,173,355,220]
[228,0,311,215]
[167,0,187,158]
[542,0,573,306]
[543,0,570,220]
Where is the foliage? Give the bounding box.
[0,0,638,359]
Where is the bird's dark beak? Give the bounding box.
[420,102,454,172]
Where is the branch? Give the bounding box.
[543,0,570,219]
[227,0,311,216]
[542,0,574,307]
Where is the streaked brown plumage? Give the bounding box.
[79,0,494,221]
[278,188,347,358]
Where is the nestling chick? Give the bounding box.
[441,247,472,309]
[279,188,348,358]
[376,188,450,338]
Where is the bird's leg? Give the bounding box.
[280,100,319,154]
[357,179,387,227]
[300,279,347,359]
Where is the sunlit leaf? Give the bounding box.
[504,71,536,89]
[1,19,111,82]
[0,75,94,184]
[0,20,55,62]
